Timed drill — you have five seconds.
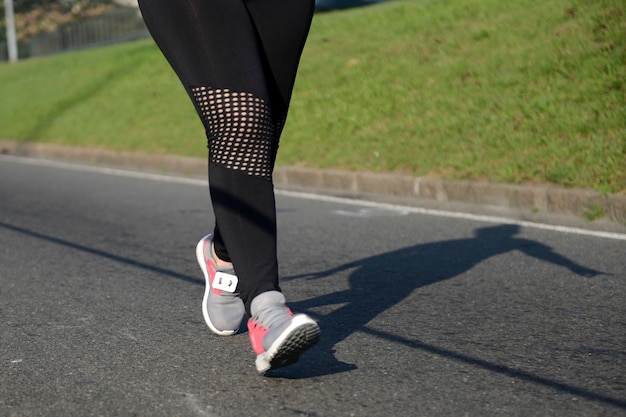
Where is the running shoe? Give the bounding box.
[195,234,245,336]
[248,291,320,373]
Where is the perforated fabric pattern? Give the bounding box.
[192,87,276,179]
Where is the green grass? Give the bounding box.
[583,203,606,221]
[1,0,625,193]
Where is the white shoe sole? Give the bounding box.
[255,314,320,373]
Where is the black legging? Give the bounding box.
[137,0,315,314]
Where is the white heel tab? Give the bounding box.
[212,271,238,293]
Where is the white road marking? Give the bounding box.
[3,154,626,241]
[332,208,410,217]
[281,189,626,241]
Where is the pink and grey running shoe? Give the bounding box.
[195,234,245,336]
[248,291,320,373]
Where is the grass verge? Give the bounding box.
[1,0,624,193]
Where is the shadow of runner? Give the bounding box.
[267,225,624,409]
[4,218,623,408]
[0,220,202,285]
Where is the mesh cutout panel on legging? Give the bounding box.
[192,87,275,179]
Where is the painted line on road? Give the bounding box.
[3,154,626,241]
[278,190,626,241]
[1,154,208,186]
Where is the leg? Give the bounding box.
[138,0,314,313]
[139,0,320,372]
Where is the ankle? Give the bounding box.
[211,244,232,268]
[250,291,289,322]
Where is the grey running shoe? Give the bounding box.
[248,291,320,373]
[195,234,245,336]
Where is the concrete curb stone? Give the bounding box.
[2,139,624,225]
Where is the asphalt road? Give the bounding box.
[1,155,625,417]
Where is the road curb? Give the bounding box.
[2,139,624,224]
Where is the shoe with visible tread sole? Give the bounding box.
[248,291,320,373]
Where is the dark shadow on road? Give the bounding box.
[269,224,624,409]
[3,219,622,408]
[0,221,202,285]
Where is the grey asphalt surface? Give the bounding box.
[1,155,625,417]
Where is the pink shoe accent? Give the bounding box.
[199,237,225,296]
[247,319,269,355]
[248,308,295,355]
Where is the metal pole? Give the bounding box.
[4,0,18,62]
